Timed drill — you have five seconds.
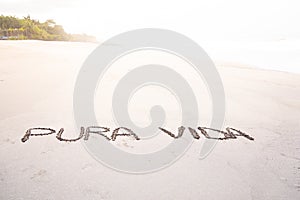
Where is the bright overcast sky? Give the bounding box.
[0,0,300,41]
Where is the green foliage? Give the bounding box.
[0,15,97,42]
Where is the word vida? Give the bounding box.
[21,126,254,143]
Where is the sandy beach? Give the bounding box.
[0,40,299,199]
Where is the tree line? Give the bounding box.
[0,15,97,42]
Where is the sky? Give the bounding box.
[1,0,300,41]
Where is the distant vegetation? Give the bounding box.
[0,15,97,42]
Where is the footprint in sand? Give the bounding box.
[30,169,47,179]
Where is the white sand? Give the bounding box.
[0,40,299,199]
